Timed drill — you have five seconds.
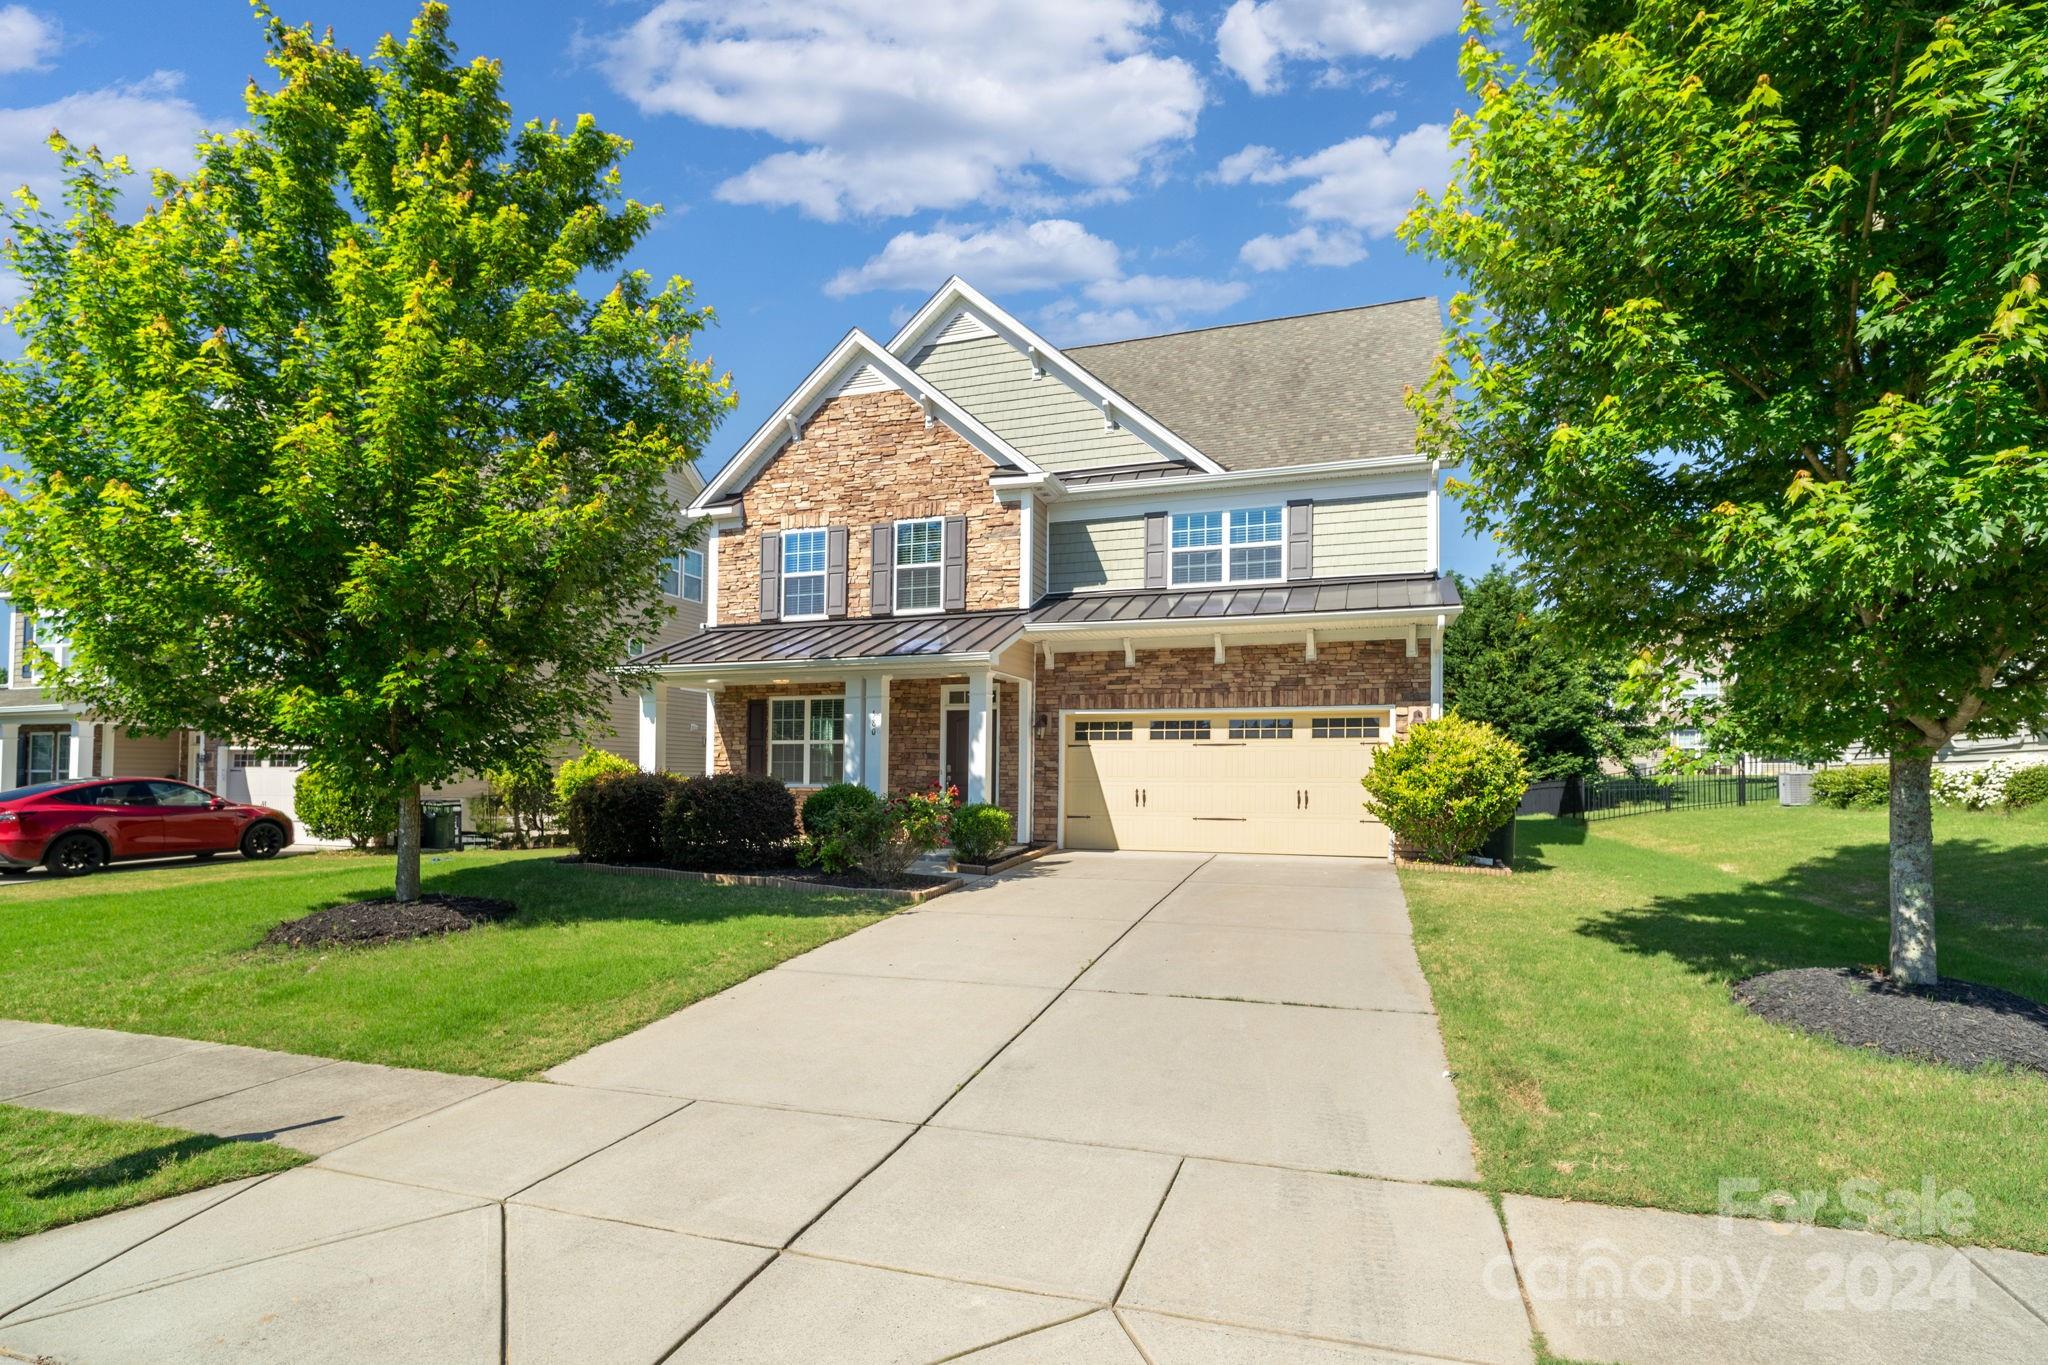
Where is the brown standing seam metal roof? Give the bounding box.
[1066,297,1442,472]
[1029,573,1460,626]
[632,610,1030,667]
[631,574,1459,668]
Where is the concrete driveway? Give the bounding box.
[5,852,2042,1363]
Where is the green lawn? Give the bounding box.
[0,850,892,1078]
[1402,803,2048,1253]
[1,1104,305,1241]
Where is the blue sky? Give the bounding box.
[0,0,1500,576]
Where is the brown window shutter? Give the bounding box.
[745,698,768,775]
[759,532,781,621]
[1143,511,1168,588]
[942,516,967,611]
[825,527,849,618]
[871,523,894,614]
[1286,500,1313,581]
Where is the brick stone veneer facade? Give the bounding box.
[1027,638,1433,842]
[714,389,1022,625]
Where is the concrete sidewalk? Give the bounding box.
[3,852,2045,1363]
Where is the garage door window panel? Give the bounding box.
[1073,720,1133,742]
[1312,716,1382,739]
[1149,719,1211,741]
[1229,718,1293,740]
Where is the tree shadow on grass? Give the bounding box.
[30,1132,253,1200]
[1575,835,2048,997]
[1509,815,1586,873]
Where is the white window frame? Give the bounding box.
[780,529,829,621]
[1169,505,1284,587]
[681,548,704,603]
[768,695,845,787]
[893,517,945,615]
[16,615,38,686]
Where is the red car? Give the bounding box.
[0,778,293,878]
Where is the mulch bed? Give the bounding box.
[1734,967,2048,1078]
[261,893,519,949]
[556,855,951,892]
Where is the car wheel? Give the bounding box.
[240,823,285,860]
[46,834,105,878]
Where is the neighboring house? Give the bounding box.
[0,599,198,789]
[630,279,1460,858]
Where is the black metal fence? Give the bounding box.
[1529,760,1812,823]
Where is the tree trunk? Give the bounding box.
[394,783,423,904]
[1888,749,1936,986]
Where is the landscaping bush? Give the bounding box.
[554,748,637,843]
[1361,716,1527,864]
[1813,764,1891,809]
[292,764,391,849]
[662,774,797,870]
[569,771,680,865]
[841,789,954,886]
[801,783,879,837]
[484,755,557,848]
[2004,763,2048,811]
[950,803,1014,864]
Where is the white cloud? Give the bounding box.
[1082,273,1247,313]
[1220,123,1449,234]
[1239,225,1365,271]
[0,5,60,75]
[598,0,1205,221]
[1217,0,1459,94]
[0,73,210,211]
[1367,109,1397,129]
[824,219,1121,298]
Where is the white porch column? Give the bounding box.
[63,721,84,782]
[1016,676,1034,840]
[865,676,890,795]
[965,669,993,806]
[0,724,15,791]
[99,723,119,777]
[637,685,670,772]
[1430,614,1446,719]
[703,687,721,776]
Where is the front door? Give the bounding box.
[943,709,969,796]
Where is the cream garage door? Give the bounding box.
[1063,711,1390,857]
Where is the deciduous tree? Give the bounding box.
[0,3,732,900]
[1405,0,2048,983]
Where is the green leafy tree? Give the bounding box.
[0,4,731,900]
[1443,568,1649,778]
[1404,0,2048,983]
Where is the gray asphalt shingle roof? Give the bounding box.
[1067,297,1441,472]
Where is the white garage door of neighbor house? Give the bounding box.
[1062,709,1390,858]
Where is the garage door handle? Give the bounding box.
[1194,816,1245,821]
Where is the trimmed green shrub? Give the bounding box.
[1361,715,1528,864]
[662,774,797,870]
[554,748,637,842]
[292,764,391,849]
[1812,764,1890,809]
[2002,763,2048,811]
[569,771,680,865]
[484,754,557,848]
[801,783,880,837]
[950,803,1014,864]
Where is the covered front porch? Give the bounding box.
[629,612,1038,838]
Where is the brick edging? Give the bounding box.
[574,859,962,903]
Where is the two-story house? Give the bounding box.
[628,279,1461,858]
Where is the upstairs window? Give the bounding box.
[17,616,37,685]
[1170,507,1282,586]
[895,519,944,613]
[781,530,828,619]
[657,555,682,597]
[681,548,704,602]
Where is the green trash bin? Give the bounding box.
[422,806,460,851]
